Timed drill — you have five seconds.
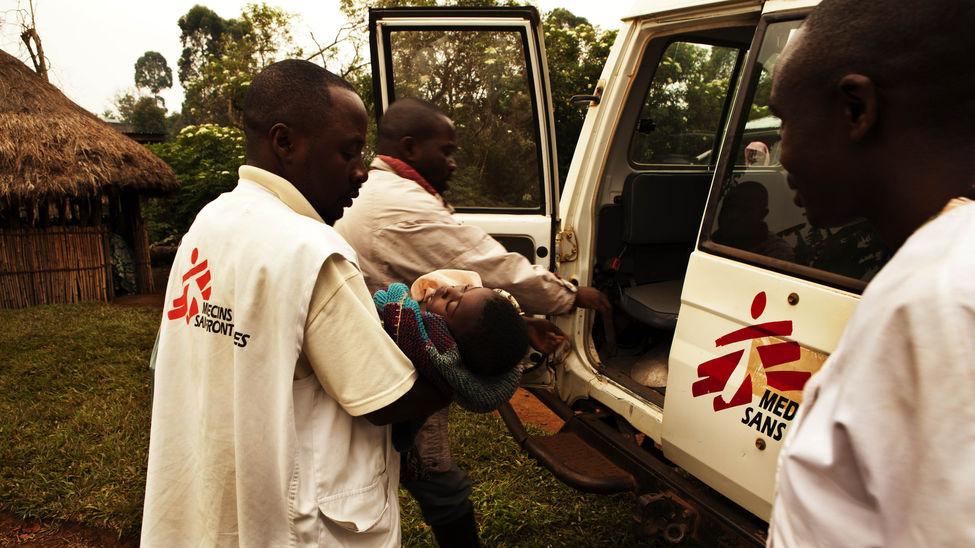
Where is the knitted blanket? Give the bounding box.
[373,283,521,414]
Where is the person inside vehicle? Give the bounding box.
[766,0,975,545]
[336,97,611,546]
[744,141,771,166]
[712,180,794,260]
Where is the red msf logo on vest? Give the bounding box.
[168,248,211,324]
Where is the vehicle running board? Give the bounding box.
[500,388,768,546]
[498,402,636,494]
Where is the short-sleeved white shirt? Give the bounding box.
[768,203,975,547]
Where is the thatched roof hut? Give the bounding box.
[0,49,179,308]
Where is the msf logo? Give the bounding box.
[692,291,812,412]
[167,248,212,324]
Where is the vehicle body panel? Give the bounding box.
[367,0,875,527]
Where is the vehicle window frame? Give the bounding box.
[698,10,873,295]
[626,35,749,172]
[376,23,547,215]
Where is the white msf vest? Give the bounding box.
[142,181,400,547]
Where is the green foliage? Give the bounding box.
[389,28,542,208]
[339,0,616,205]
[176,4,248,86]
[108,52,172,134]
[179,3,302,126]
[631,42,739,164]
[146,124,245,243]
[543,9,616,186]
[134,51,173,95]
[155,2,619,239]
[112,93,168,134]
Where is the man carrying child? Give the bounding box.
[337,98,611,546]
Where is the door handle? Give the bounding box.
[570,94,600,107]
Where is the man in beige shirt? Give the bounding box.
[337,97,610,546]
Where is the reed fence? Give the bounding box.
[0,226,111,308]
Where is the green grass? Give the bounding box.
[0,303,649,545]
[0,303,159,536]
[401,414,647,547]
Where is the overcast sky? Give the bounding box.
[0,0,630,117]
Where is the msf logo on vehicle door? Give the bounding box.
[691,291,826,441]
[167,247,251,348]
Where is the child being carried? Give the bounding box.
[373,270,530,422]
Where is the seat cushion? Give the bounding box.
[621,280,684,329]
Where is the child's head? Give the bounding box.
[421,285,529,377]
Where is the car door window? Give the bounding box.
[629,41,742,167]
[704,20,890,287]
[387,28,543,211]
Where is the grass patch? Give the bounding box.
[1,303,649,544]
[399,412,650,547]
[0,303,159,536]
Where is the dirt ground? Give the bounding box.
[504,388,564,434]
[0,513,136,548]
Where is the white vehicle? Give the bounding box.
[369,1,889,544]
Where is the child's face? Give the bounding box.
[421,285,496,339]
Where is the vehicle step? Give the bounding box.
[498,403,636,494]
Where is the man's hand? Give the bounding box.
[574,286,612,316]
[524,317,567,353]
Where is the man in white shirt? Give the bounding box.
[766,0,975,545]
[142,61,449,547]
[337,98,611,546]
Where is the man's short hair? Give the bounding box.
[456,294,529,378]
[782,0,975,139]
[377,97,450,147]
[242,60,355,139]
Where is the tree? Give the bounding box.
[134,51,173,95]
[543,8,616,185]
[176,5,247,87]
[149,2,618,242]
[9,0,49,80]
[178,3,302,126]
[145,124,245,242]
[108,52,172,133]
[629,42,739,164]
[336,0,615,205]
[112,93,167,134]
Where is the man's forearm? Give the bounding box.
[363,375,451,426]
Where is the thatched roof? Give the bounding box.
[0,49,178,202]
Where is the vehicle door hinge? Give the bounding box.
[556,226,578,264]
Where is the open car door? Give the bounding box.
[368,7,561,270]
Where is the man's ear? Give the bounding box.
[399,136,417,162]
[838,74,878,142]
[268,123,294,163]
